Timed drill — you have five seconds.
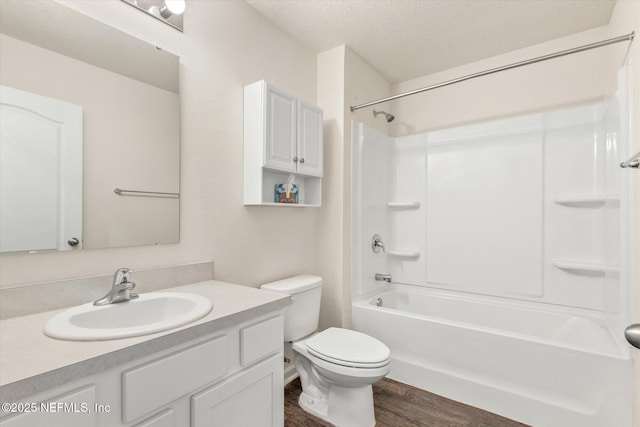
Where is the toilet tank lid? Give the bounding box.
[260,274,322,295]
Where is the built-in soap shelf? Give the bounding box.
[387,201,421,209]
[552,194,619,207]
[552,259,620,274]
[388,250,421,258]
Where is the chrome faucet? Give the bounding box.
[93,268,138,306]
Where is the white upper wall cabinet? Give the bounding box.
[244,81,323,207]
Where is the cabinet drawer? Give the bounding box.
[122,335,228,423]
[240,316,283,366]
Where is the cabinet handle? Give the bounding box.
[300,158,305,164]
[293,157,298,163]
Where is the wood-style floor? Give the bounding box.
[284,377,529,427]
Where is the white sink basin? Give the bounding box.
[43,292,213,341]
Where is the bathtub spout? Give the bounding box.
[375,273,392,283]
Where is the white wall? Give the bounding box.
[0,0,319,289]
[316,46,346,330]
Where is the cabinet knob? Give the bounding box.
[293,157,298,163]
[68,237,80,246]
[300,158,305,164]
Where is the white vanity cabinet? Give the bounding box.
[0,313,284,427]
[244,80,323,206]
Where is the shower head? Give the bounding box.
[373,110,395,123]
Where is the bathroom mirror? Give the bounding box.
[0,0,180,252]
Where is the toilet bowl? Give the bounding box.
[260,275,390,427]
[293,328,390,427]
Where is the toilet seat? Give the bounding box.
[293,340,391,381]
[304,327,390,368]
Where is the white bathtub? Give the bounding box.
[352,285,633,427]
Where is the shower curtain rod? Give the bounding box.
[350,32,635,112]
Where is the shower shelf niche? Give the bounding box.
[387,201,421,209]
[387,250,421,258]
[552,194,620,207]
[552,259,620,274]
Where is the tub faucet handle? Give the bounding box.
[372,234,385,254]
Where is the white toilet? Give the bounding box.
[261,274,390,427]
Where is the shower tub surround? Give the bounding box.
[351,75,634,427]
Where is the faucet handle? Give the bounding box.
[113,267,134,285]
[114,268,138,300]
[371,234,385,254]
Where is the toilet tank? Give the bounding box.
[260,275,322,342]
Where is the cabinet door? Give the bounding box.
[264,85,297,173]
[297,100,323,177]
[191,356,283,427]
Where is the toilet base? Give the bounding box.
[292,330,390,427]
[298,390,329,421]
[298,384,376,427]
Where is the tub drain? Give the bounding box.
[376,297,383,307]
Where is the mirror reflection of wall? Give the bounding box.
[0,0,180,252]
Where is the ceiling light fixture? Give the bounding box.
[150,0,185,19]
[121,0,185,31]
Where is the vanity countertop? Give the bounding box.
[0,280,290,402]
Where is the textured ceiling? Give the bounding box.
[247,0,617,84]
